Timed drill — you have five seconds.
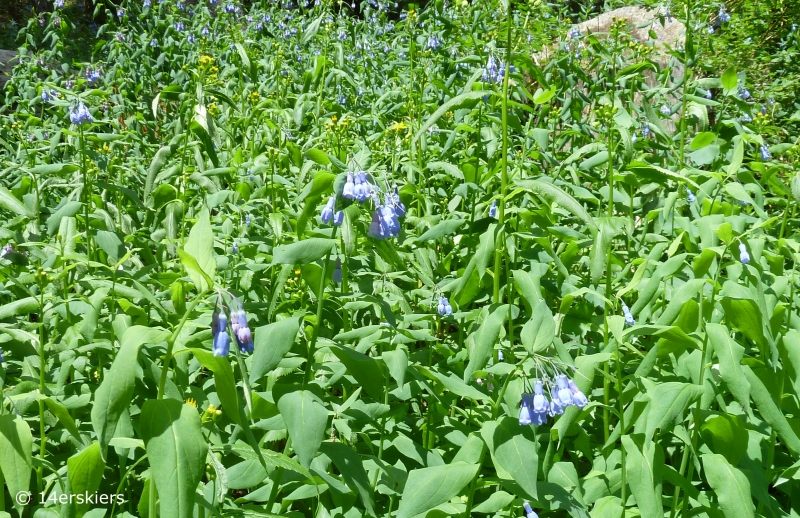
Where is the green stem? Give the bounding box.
[492,5,513,305]
[37,280,47,494]
[305,226,339,383]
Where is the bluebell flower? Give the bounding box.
[354,172,374,203]
[225,3,237,13]
[742,114,752,123]
[705,89,713,99]
[739,243,750,264]
[117,8,124,17]
[187,33,196,43]
[212,314,231,356]
[86,69,102,83]
[548,389,565,416]
[531,382,549,425]
[568,27,581,39]
[426,35,440,50]
[173,21,184,31]
[488,199,498,218]
[718,6,731,23]
[642,124,650,138]
[338,31,347,40]
[333,210,344,226]
[660,105,671,116]
[760,145,771,161]
[332,257,342,283]
[761,105,767,115]
[150,38,158,47]
[632,132,638,143]
[437,296,453,316]
[554,375,573,406]
[497,351,504,361]
[738,86,750,100]
[202,26,210,36]
[687,188,696,203]
[568,379,588,408]
[523,503,538,518]
[54,0,64,7]
[0,347,4,363]
[233,309,253,353]
[143,0,151,6]
[245,214,251,227]
[343,173,356,199]
[665,7,672,22]
[69,101,93,125]
[519,396,532,425]
[232,241,239,254]
[390,188,406,217]
[622,303,635,326]
[321,196,336,224]
[368,211,385,239]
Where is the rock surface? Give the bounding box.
[0,50,19,87]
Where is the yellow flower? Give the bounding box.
[186,397,197,407]
[389,121,409,132]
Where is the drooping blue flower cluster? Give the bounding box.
[760,145,771,161]
[85,68,102,83]
[519,375,588,426]
[488,200,497,218]
[437,296,453,316]
[718,6,731,24]
[687,188,697,203]
[738,86,751,100]
[642,124,650,138]
[175,21,185,32]
[660,104,671,116]
[69,101,93,125]
[340,172,405,240]
[211,296,254,357]
[739,243,750,264]
[426,35,440,50]
[321,196,336,224]
[54,0,64,8]
[482,55,506,84]
[622,303,635,326]
[523,502,538,518]
[568,27,581,39]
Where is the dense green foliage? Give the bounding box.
[0,1,800,518]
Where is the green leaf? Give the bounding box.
[517,179,598,236]
[43,397,82,443]
[621,435,663,518]
[720,291,766,349]
[645,382,703,442]
[464,305,507,382]
[726,138,744,177]
[190,349,241,425]
[271,238,335,265]
[413,91,490,142]
[47,200,82,236]
[416,219,466,242]
[701,453,755,518]
[249,317,301,384]
[481,417,538,499]
[381,347,408,388]
[276,390,328,468]
[0,415,33,515]
[0,297,39,320]
[720,67,737,91]
[707,323,750,410]
[743,365,800,455]
[182,207,216,292]
[319,442,375,515]
[700,414,748,466]
[91,326,169,457]
[396,462,480,518]
[68,442,106,518]
[0,185,32,217]
[690,132,716,150]
[331,345,385,401]
[533,86,556,104]
[520,300,555,353]
[140,399,208,518]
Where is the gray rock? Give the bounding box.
[0,49,20,87]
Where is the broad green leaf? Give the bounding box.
[701,453,754,518]
[396,462,479,518]
[622,435,663,518]
[68,442,105,518]
[277,390,328,468]
[271,238,335,265]
[43,397,82,443]
[140,400,208,518]
[0,415,33,516]
[517,179,598,236]
[778,330,800,398]
[720,67,737,91]
[0,185,32,217]
[415,219,465,242]
[481,417,538,499]
[319,442,375,515]
[464,305,507,382]
[91,326,169,457]
[331,345,385,401]
[381,347,408,388]
[700,414,748,466]
[645,382,703,442]
[707,323,750,410]
[182,207,216,292]
[190,349,241,425]
[0,297,39,320]
[249,317,301,384]
[720,293,766,349]
[520,300,555,354]
[743,365,800,455]
[726,138,744,176]
[690,132,716,150]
